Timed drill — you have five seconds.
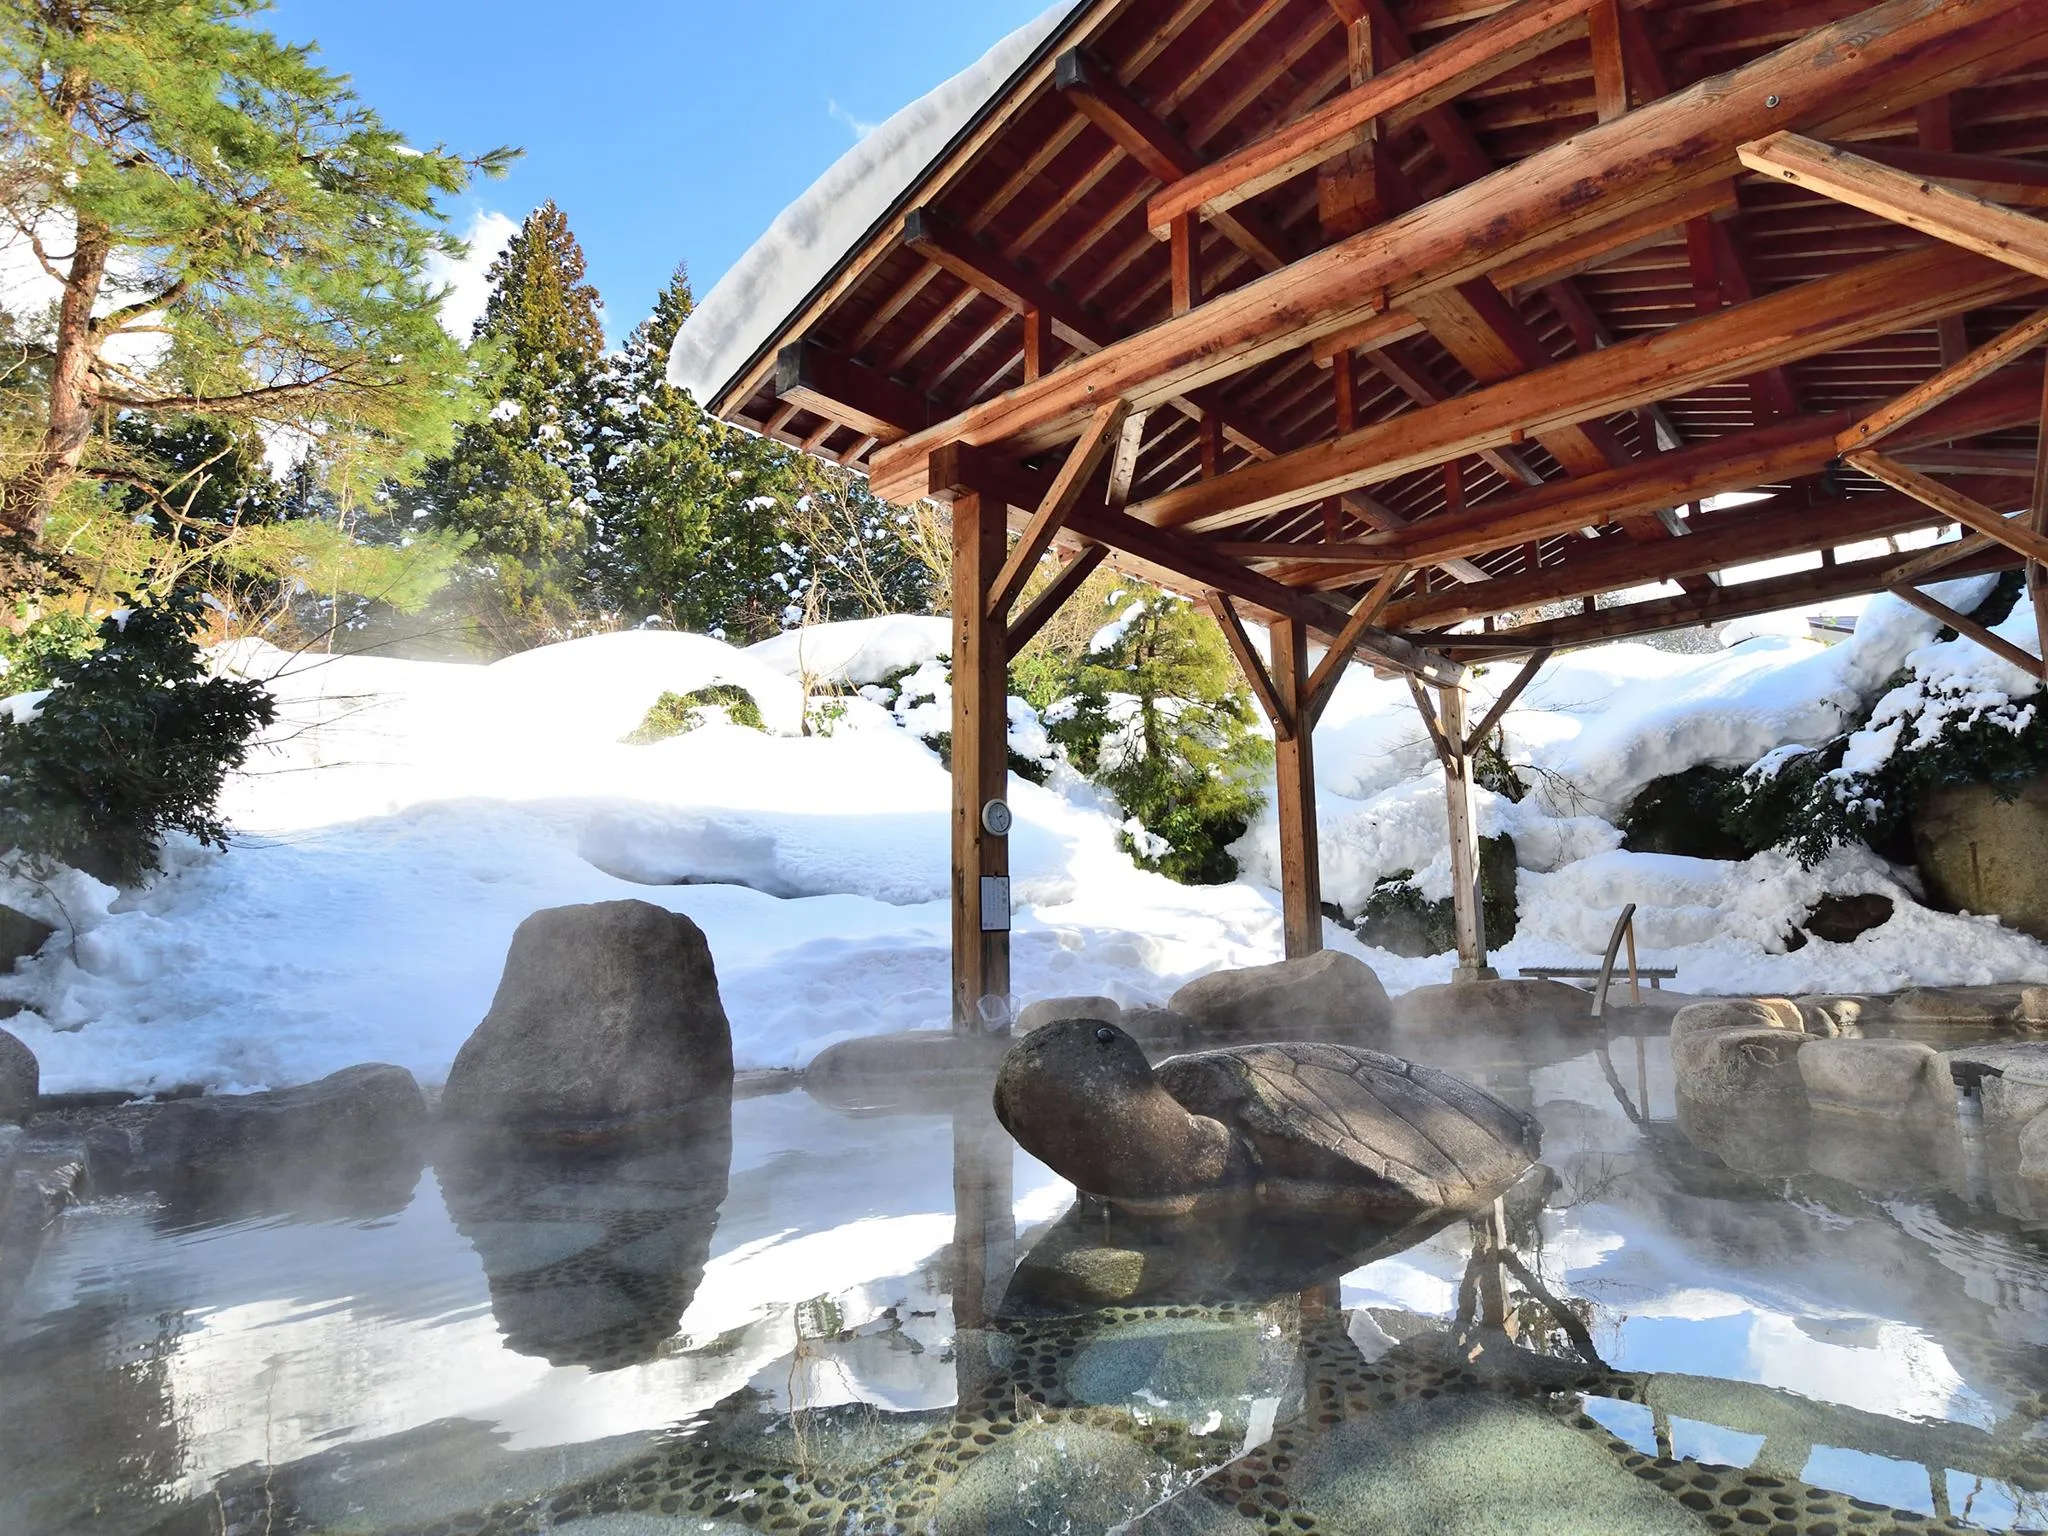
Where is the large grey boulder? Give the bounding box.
[1915,774,2048,940]
[2021,1112,2048,1184]
[442,901,734,1134]
[0,1026,37,1125]
[139,1065,429,1177]
[1797,1038,1951,1117]
[1169,949,1390,1045]
[1946,1042,2048,1134]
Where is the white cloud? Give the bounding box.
[827,98,879,140]
[424,208,518,341]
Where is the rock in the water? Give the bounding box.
[442,901,734,1134]
[1888,985,2033,1028]
[1915,773,2048,941]
[2021,1112,2048,1183]
[1391,978,1591,1032]
[1671,1015,1809,1107]
[1121,1005,1198,1053]
[2025,986,2048,1028]
[932,1421,1192,1536]
[1169,949,1390,1044]
[803,1029,1006,1113]
[1670,998,1805,1041]
[1797,1038,1950,1116]
[137,1066,429,1211]
[438,1106,731,1370]
[1946,1042,2048,1134]
[1800,892,1895,944]
[1015,995,1120,1033]
[0,904,54,971]
[0,1026,37,1125]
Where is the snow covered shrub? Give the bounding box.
[0,610,98,695]
[1620,765,1762,861]
[873,657,1055,784]
[1045,591,1270,885]
[0,590,276,886]
[625,684,765,742]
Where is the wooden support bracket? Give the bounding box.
[1890,586,2046,680]
[1303,566,1412,726]
[1463,648,1552,753]
[987,398,1128,622]
[1006,543,1107,661]
[1739,133,2048,283]
[1208,593,1295,740]
[1840,306,2048,454]
[1407,676,1455,768]
[1844,451,2048,566]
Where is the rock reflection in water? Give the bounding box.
[435,1094,732,1370]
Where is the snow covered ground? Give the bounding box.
[4,595,2048,1097]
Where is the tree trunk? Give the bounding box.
[5,214,110,544]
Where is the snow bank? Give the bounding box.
[666,3,1083,406]
[744,615,950,687]
[7,595,2048,1098]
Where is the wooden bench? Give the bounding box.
[1520,965,1678,990]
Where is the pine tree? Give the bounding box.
[0,0,511,545]
[409,202,605,634]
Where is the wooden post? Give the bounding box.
[1439,679,1496,981]
[1272,618,1323,960]
[952,491,1011,1030]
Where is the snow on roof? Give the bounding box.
[666,1,1085,410]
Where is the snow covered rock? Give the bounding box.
[745,616,951,688]
[0,905,54,972]
[1168,950,1391,1045]
[0,1028,36,1125]
[136,1064,428,1182]
[442,901,734,1134]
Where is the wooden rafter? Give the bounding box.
[867,0,2048,484]
[1007,543,1108,659]
[1889,585,2046,680]
[1843,452,2048,567]
[1123,244,2041,536]
[1463,648,1552,752]
[1839,306,2048,454]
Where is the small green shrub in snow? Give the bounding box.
[0,611,99,696]
[0,591,276,886]
[625,684,765,742]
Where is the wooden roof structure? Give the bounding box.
[690,0,2048,1019]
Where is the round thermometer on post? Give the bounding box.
[981,799,1014,837]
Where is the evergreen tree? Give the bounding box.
[408,202,605,633]
[594,266,933,639]
[0,0,511,545]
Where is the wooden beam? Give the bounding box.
[1007,543,1107,659]
[1304,565,1412,725]
[1839,305,2048,453]
[987,398,1127,621]
[1385,483,2010,630]
[1407,677,1454,765]
[1883,532,1995,586]
[1588,0,1628,123]
[1915,97,1972,367]
[1359,340,1545,489]
[1438,680,1492,979]
[1208,593,1294,741]
[2031,363,2048,664]
[1106,408,1148,507]
[926,439,1463,684]
[1844,451,2048,567]
[1127,245,2043,535]
[1056,49,1297,274]
[869,0,2048,485]
[1431,542,2022,658]
[950,492,1010,1029]
[1146,0,1600,232]
[1022,307,1052,383]
[1272,619,1324,961]
[1890,585,2046,679]
[1464,648,1552,753]
[1850,144,2048,208]
[774,341,931,443]
[1739,132,2048,283]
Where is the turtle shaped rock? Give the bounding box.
[994,1019,1540,1217]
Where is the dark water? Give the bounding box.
[3,1023,2046,1535]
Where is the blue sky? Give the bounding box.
[268,0,1056,343]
